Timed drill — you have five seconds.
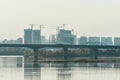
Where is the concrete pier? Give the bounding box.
[33,48,39,68]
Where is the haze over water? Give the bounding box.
[0,56,120,80]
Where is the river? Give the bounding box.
[0,56,120,80]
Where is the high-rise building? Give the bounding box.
[24,29,41,44]
[78,36,87,45]
[57,29,75,44]
[41,36,46,44]
[101,37,113,45]
[49,35,56,44]
[114,37,120,45]
[24,29,32,44]
[32,30,41,44]
[88,37,100,45]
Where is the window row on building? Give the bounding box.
[78,36,120,45]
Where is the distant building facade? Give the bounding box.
[49,35,56,44]
[41,36,47,44]
[24,29,41,44]
[57,29,75,44]
[78,36,87,45]
[32,30,41,44]
[2,37,23,44]
[24,29,32,44]
[101,37,113,45]
[114,37,120,45]
[88,37,100,45]
[16,37,23,44]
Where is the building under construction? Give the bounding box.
[56,29,76,44]
[24,24,42,44]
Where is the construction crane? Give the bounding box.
[29,24,44,30]
[56,26,63,44]
[29,24,34,30]
[39,24,44,31]
[63,24,66,29]
[39,24,44,44]
[39,24,44,37]
[44,25,62,44]
[56,26,62,31]
[29,24,44,44]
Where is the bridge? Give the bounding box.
[0,44,120,48]
[0,44,120,67]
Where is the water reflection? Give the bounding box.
[24,62,120,80]
[1,56,120,80]
[57,63,72,80]
[25,68,41,80]
[0,56,24,80]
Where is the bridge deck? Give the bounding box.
[0,44,120,48]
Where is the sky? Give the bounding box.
[0,0,120,40]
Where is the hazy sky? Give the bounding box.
[0,0,120,40]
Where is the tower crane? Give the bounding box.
[39,24,44,44]
[63,24,66,29]
[29,24,34,30]
[29,24,44,44]
[39,24,44,31]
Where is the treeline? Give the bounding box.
[0,48,120,61]
[24,48,120,61]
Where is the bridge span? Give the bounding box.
[0,44,120,67]
[0,44,120,48]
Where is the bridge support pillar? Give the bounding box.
[33,48,39,68]
[92,48,98,60]
[63,48,68,60]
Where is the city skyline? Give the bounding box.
[1,27,120,46]
[0,0,120,40]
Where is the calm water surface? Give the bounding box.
[0,56,120,80]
